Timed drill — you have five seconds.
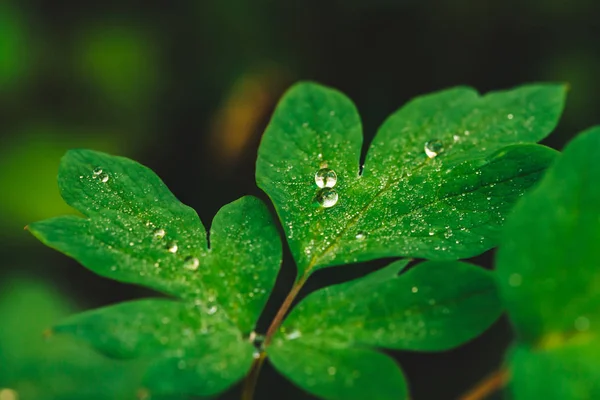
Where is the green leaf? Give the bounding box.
[496,127,600,398]
[496,126,600,343]
[269,343,408,400]
[267,260,501,399]
[28,149,282,397]
[509,343,600,400]
[256,82,564,276]
[53,299,253,396]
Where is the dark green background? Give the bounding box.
[1,1,599,399]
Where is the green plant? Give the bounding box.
[28,81,599,400]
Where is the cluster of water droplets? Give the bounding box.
[150,222,200,272]
[92,166,110,183]
[314,167,338,208]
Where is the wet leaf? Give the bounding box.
[267,260,501,399]
[256,82,564,276]
[269,343,408,400]
[28,150,282,397]
[496,127,600,399]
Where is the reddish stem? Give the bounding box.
[459,368,510,400]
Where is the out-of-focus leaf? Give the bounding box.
[497,127,600,399]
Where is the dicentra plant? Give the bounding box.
[28,82,600,399]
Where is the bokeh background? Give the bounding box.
[1,1,599,399]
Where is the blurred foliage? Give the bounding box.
[0,0,599,398]
[0,3,31,93]
[0,274,148,400]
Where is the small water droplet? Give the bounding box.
[183,256,200,271]
[167,242,178,253]
[316,188,338,208]
[411,286,419,293]
[329,110,335,116]
[177,360,187,369]
[99,173,109,183]
[92,167,103,175]
[424,140,444,158]
[207,305,218,315]
[428,231,435,236]
[327,366,337,375]
[314,168,337,188]
[508,273,522,287]
[453,135,460,142]
[507,113,514,120]
[286,330,302,340]
[575,316,590,332]
[355,232,366,240]
[153,228,166,239]
[253,350,261,359]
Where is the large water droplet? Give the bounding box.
[153,228,166,239]
[92,167,103,175]
[424,140,444,158]
[316,188,338,208]
[167,242,178,253]
[183,256,199,271]
[314,168,337,188]
[98,173,109,183]
[355,232,366,240]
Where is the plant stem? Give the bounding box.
[240,273,309,400]
[241,352,266,400]
[459,367,510,400]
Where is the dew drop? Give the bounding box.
[411,286,419,293]
[327,366,337,375]
[183,256,200,271]
[286,330,302,340]
[177,360,187,369]
[92,167,103,175]
[316,188,338,208]
[207,305,218,315]
[424,139,444,158]
[314,168,337,188]
[253,350,261,359]
[99,173,109,183]
[453,134,460,142]
[153,228,166,239]
[508,273,522,287]
[355,232,366,240]
[167,242,178,253]
[507,113,514,120]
